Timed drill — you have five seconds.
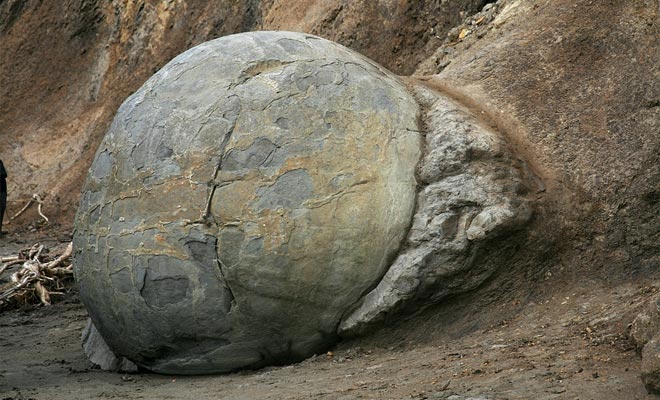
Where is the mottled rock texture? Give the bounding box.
[0,0,487,230]
[73,31,421,374]
[339,83,532,336]
[631,297,660,354]
[631,296,660,393]
[642,337,660,394]
[81,318,137,373]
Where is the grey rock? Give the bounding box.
[642,336,660,394]
[82,318,137,373]
[339,84,532,336]
[630,296,660,354]
[630,295,660,393]
[73,31,421,374]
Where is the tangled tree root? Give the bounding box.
[9,194,50,224]
[0,242,73,310]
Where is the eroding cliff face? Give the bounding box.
[424,0,660,279]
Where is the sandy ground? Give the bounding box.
[0,234,657,400]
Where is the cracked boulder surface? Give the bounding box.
[339,82,533,336]
[73,30,534,375]
[73,31,422,374]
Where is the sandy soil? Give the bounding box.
[0,234,656,400]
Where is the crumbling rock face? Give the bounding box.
[73,31,532,374]
[339,83,532,336]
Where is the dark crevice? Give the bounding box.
[479,0,497,10]
[645,99,660,109]
[135,2,145,25]
[138,337,230,367]
[202,97,242,223]
[0,0,26,34]
[216,258,236,310]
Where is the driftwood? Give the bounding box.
[10,194,49,223]
[0,242,73,308]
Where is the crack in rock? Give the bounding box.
[73,31,422,374]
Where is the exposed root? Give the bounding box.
[0,242,73,309]
[10,194,50,224]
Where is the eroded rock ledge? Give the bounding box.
[339,82,532,336]
[74,31,533,374]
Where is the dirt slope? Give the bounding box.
[427,0,660,283]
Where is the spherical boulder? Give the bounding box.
[73,31,421,374]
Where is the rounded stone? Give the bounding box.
[73,31,421,374]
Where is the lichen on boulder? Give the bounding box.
[73,31,421,374]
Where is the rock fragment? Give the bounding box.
[631,295,660,393]
[82,319,137,373]
[642,337,660,394]
[630,296,660,354]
